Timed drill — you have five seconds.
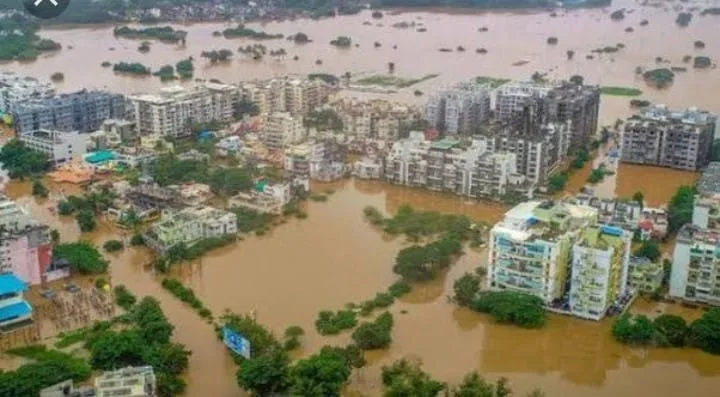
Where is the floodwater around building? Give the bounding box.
[4,178,720,397]
[2,0,719,121]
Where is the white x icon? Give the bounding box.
[34,0,60,6]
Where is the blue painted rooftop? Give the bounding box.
[0,301,32,321]
[85,150,117,164]
[0,274,27,295]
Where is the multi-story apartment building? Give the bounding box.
[487,201,597,304]
[494,82,552,121]
[128,83,236,137]
[0,273,33,330]
[13,90,126,134]
[353,156,384,180]
[627,255,664,293]
[0,194,34,231]
[239,77,331,116]
[494,81,599,149]
[284,140,345,181]
[263,112,305,150]
[0,225,53,286]
[19,128,87,164]
[621,105,715,171]
[569,225,631,321]
[670,225,720,305]
[330,98,421,140]
[385,133,527,199]
[480,119,571,186]
[0,72,54,115]
[148,206,237,252]
[425,81,492,134]
[544,82,600,150]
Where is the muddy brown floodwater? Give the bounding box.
[4,178,720,397]
[3,0,720,395]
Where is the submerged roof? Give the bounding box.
[0,301,32,321]
[0,274,28,295]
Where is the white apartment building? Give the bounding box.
[425,81,492,134]
[671,225,720,305]
[488,201,597,304]
[239,77,330,116]
[0,72,54,115]
[263,112,305,150]
[150,206,237,252]
[494,82,552,121]
[384,133,527,198]
[329,99,421,140]
[353,156,384,180]
[128,83,237,137]
[19,129,87,164]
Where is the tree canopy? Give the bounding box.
[53,241,108,274]
[381,359,445,397]
[0,139,49,179]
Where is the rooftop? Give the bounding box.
[697,162,720,196]
[0,301,32,321]
[0,273,28,295]
[430,138,461,150]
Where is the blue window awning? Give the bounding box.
[0,274,28,296]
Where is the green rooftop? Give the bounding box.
[430,138,461,150]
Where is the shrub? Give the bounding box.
[315,309,357,335]
[103,240,124,252]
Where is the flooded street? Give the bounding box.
[4,179,720,397]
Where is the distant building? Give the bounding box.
[330,98,421,140]
[425,81,492,134]
[384,133,527,198]
[239,76,331,116]
[19,129,87,164]
[0,72,54,115]
[94,366,157,397]
[353,156,384,180]
[263,112,305,150]
[621,105,716,171]
[148,206,237,252]
[494,81,600,149]
[13,90,126,135]
[228,182,292,215]
[0,225,53,286]
[284,140,346,182]
[128,84,237,137]
[696,162,720,197]
[0,273,33,331]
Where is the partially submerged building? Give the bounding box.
[146,206,237,252]
[487,201,634,320]
[621,105,715,171]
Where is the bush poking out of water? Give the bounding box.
[470,291,546,328]
[309,194,328,202]
[352,312,394,350]
[363,206,385,226]
[546,36,558,45]
[161,278,213,320]
[103,240,124,252]
[642,68,675,88]
[394,233,463,282]
[388,280,412,297]
[50,72,64,82]
[693,56,712,69]
[694,40,705,49]
[315,309,358,335]
[114,285,137,311]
